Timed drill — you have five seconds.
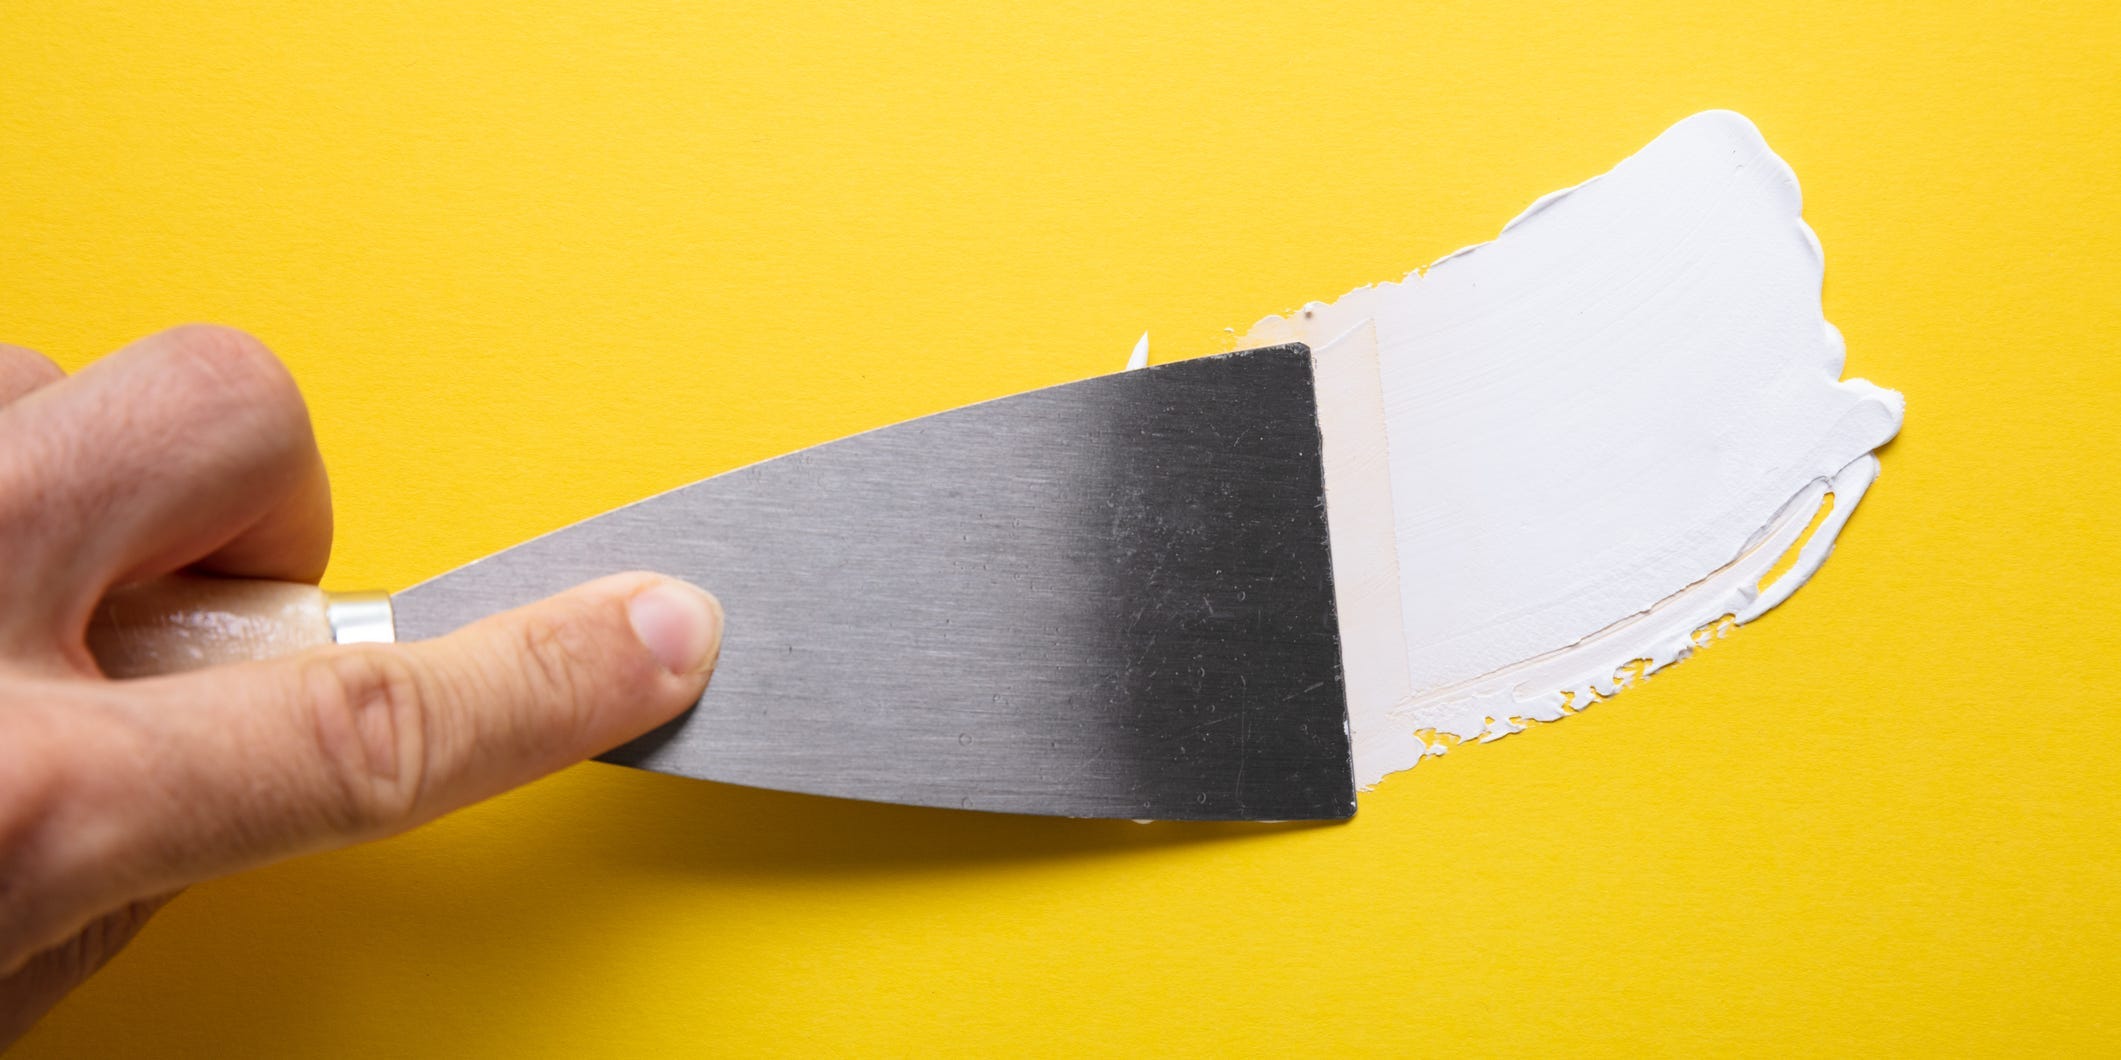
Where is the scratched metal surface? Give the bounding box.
[394,345,1353,820]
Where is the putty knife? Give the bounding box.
[87,345,1354,821]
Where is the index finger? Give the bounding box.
[0,327,333,669]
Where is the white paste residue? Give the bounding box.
[1242,111,1904,787]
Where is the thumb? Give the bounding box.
[35,572,720,931]
[269,571,725,840]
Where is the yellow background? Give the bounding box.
[6,1,2117,1054]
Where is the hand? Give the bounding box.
[0,326,723,1044]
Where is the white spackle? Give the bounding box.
[1125,331,1150,371]
[1242,111,1904,787]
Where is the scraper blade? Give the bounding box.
[391,344,1353,820]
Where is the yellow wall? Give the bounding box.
[6,2,2116,1054]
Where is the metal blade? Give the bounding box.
[393,344,1353,820]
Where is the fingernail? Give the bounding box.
[627,579,724,675]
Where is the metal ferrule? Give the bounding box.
[325,591,397,645]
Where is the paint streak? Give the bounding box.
[1242,111,1904,787]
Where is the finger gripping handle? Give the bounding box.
[87,575,394,679]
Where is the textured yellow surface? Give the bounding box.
[6,2,2118,1055]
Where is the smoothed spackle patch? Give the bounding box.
[1242,111,1904,787]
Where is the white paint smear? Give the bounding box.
[1240,111,1904,787]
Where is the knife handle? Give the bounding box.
[86,575,396,679]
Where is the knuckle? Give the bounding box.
[154,324,308,432]
[508,610,603,736]
[298,650,432,831]
[158,323,278,383]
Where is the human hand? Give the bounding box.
[0,326,723,1044]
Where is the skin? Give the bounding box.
[0,326,724,1044]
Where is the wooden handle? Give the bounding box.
[87,575,393,679]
